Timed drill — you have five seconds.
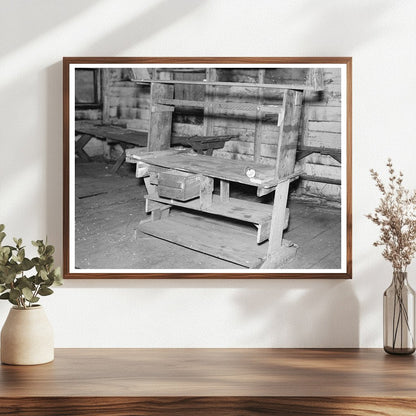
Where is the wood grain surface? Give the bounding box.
[0,348,415,415]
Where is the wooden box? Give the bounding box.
[157,169,201,201]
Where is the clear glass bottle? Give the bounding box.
[384,271,415,355]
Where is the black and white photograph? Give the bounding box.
[64,58,351,278]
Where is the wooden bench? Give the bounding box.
[75,121,235,173]
[75,121,148,173]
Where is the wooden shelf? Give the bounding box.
[1,348,415,415]
[139,210,268,267]
[132,78,321,91]
[157,98,282,114]
[145,194,273,225]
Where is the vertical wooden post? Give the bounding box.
[148,72,174,152]
[253,69,265,163]
[101,69,111,124]
[200,176,214,209]
[267,179,290,255]
[262,88,303,268]
[275,89,303,179]
[203,68,217,137]
[308,68,324,91]
[220,180,230,203]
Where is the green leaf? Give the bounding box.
[8,297,18,306]
[0,286,7,294]
[39,269,48,281]
[0,246,10,254]
[0,292,9,299]
[17,276,35,290]
[0,246,11,258]
[52,267,63,285]
[45,245,55,256]
[9,288,21,301]
[43,256,54,266]
[22,287,34,301]
[2,271,17,285]
[20,258,33,271]
[0,232,6,244]
[38,287,53,296]
[0,224,5,232]
[13,237,22,248]
[34,274,43,285]
[0,251,8,266]
[17,248,25,263]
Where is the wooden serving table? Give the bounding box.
[1,349,415,415]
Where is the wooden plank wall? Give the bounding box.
[76,68,342,202]
[299,68,341,201]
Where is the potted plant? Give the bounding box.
[367,159,416,354]
[0,224,62,365]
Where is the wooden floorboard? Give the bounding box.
[286,223,341,269]
[74,161,342,270]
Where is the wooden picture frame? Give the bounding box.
[63,57,352,279]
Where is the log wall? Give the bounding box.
[75,68,342,201]
[299,68,341,201]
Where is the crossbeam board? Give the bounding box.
[132,78,321,91]
[137,153,278,188]
[75,122,147,147]
[145,194,273,224]
[157,98,282,114]
[139,211,267,268]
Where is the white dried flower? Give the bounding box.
[366,159,416,272]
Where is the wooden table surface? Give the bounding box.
[1,348,415,415]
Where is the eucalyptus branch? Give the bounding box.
[0,225,62,309]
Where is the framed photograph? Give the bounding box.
[63,57,352,279]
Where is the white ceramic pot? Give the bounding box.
[1,305,54,365]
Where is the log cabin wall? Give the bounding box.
[76,68,341,202]
[299,68,341,202]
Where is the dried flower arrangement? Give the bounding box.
[367,159,416,354]
[366,159,416,272]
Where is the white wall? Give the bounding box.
[0,0,415,348]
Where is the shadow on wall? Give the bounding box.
[0,0,101,56]
[289,0,394,52]
[84,0,205,55]
[45,0,204,263]
[233,280,359,347]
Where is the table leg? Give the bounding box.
[75,134,93,161]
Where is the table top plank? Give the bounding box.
[1,349,415,398]
[138,153,277,187]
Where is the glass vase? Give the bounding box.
[383,271,415,355]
